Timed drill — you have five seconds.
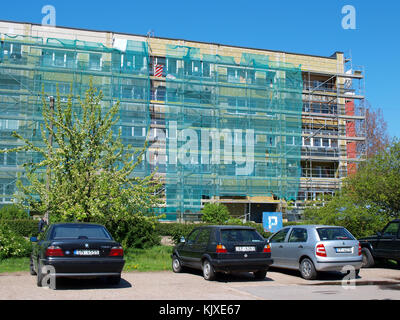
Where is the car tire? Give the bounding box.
[202,260,216,281]
[29,257,37,276]
[300,258,318,280]
[107,274,121,285]
[361,248,375,268]
[254,270,267,280]
[172,255,184,273]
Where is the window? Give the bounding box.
[220,229,264,243]
[382,222,400,237]
[288,228,308,243]
[196,228,212,245]
[50,224,112,240]
[317,228,355,241]
[269,228,290,243]
[322,138,330,147]
[89,53,102,70]
[313,138,321,147]
[42,50,75,68]
[303,137,311,146]
[186,229,201,245]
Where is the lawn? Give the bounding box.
[0,245,173,274]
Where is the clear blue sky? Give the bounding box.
[2,0,400,137]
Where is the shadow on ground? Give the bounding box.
[180,267,274,283]
[52,277,132,290]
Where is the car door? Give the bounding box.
[269,228,290,267]
[179,228,202,267]
[375,221,400,259]
[191,228,212,269]
[285,228,309,268]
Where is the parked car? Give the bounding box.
[268,225,362,280]
[359,219,400,268]
[30,223,125,287]
[171,225,273,281]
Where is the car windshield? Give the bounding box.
[317,227,355,241]
[50,225,112,240]
[221,229,264,243]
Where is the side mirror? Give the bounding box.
[180,236,186,243]
[30,237,38,242]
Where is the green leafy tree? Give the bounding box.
[1,82,164,232]
[201,203,231,224]
[304,193,389,238]
[344,139,400,217]
[0,205,28,220]
[303,140,400,237]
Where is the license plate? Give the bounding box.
[73,250,100,256]
[335,247,352,253]
[235,246,256,252]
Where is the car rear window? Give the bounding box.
[220,229,264,243]
[50,225,112,240]
[317,227,355,241]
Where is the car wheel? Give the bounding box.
[29,257,37,276]
[107,274,121,285]
[355,269,360,277]
[172,255,184,273]
[300,258,317,280]
[202,260,216,281]
[254,270,267,280]
[361,248,375,268]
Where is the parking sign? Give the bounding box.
[263,212,283,233]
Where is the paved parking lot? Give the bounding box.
[1,267,400,300]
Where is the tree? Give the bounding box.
[363,101,390,158]
[201,203,231,224]
[345,139,400,218]
[304,139,400,236]
[2,82,163,225]
[304,193,389,238]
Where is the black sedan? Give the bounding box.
[171,225,273,281]
[30,223,125,287]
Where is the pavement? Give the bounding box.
[1,267,400,300]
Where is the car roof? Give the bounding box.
[50,222,105,227]
[200,225,256,230]
[281,225,349,229]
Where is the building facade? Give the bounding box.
[0,21,366,221]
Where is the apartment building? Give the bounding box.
[0,20,366,221]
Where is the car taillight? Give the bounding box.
[263,244,271,253]
[316,244,327,257]
[216,244,227,253]
[109,246,124,257]
[46,245,64,257]
[358,243,362,256]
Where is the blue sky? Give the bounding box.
[2,0,400,137]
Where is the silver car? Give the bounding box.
[268,225,363,280]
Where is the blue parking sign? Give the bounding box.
[263,212,283,233]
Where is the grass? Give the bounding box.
[0,246,173,274]
[0,257,29,273]
[123,245,173,272]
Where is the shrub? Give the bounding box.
[0,224,32,260]
[104,215,161,249]
[201,203,230,224]
[156,221,272,244]
[0,219,39,238]
[0,205,28,220]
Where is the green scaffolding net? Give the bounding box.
[165,45,303,218]
[0,33,302,220]
[0,34,152,205]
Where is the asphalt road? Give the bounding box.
[1,267,400,300]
